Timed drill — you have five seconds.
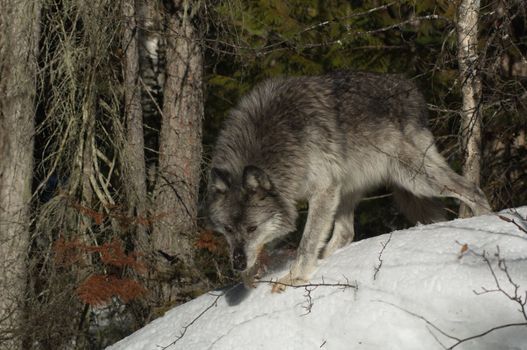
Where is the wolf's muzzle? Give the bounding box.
[232,247,247,271]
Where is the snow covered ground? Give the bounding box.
[107,208,527,350]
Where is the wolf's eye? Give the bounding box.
[247,226,257,233]
[224,225,233,234]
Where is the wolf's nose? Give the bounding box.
[232,247,247,271]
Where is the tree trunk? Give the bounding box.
[121,0,156,325]
[0,1,40,348]
[457,0,483,218]
[151,1,203,306]
[122,0,149,255]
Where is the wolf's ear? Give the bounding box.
[243,165,272,192]
[210,167,231,193]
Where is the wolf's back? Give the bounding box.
[210,71,430,192]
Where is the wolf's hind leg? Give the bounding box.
[321,191,361,259]
[272,184,340,293]
[392,187,446,224]
[391,138,491,217]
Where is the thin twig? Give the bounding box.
[156,291,225,350]
[381,245,527,349]
[256,279,358,290]
[373,233,393,280]
[498,214,527,234]
[446,322,527,350]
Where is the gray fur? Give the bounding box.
[206,71,492,288]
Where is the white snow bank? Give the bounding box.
[108,208,527,350]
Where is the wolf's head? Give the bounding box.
[206,165,296,272]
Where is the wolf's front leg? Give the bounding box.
[272,185,340,293]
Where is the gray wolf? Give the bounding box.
[206,71,491,292]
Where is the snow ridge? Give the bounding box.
[108,208,527,350]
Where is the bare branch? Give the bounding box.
[383,245,527,349]
[257,279,358,291]
[156,291,225,350]
[446,322,527,350]
[497,214,527,235]
[373,233,392,280]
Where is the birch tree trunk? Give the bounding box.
[151,1,203,305]
[0,1,40,348]
[456,0,483,218]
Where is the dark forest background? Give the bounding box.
[0,0,526,348]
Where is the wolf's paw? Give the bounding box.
[271,274,308,293]
[241,272,257,289]
[243,273,263,289]
[241,265,263,289]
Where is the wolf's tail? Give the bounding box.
[393,187,446,225]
